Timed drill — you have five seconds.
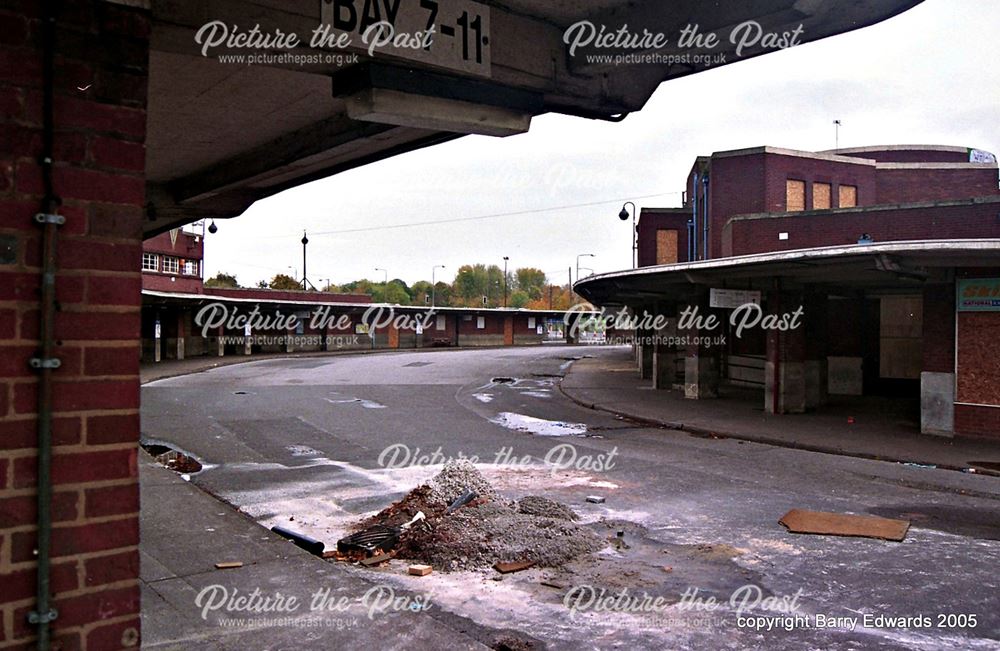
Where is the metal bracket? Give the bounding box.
[34,213,65,226]
[29,357,61,370]
[27,608,58,624]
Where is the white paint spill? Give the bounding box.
[490,412,588,437]
[519,390,551,399]
[473,393,494,403]
[325,397,386,409]
[286,445,320,457]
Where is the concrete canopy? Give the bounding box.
[573,240,1000,307]
[143,0,923,235]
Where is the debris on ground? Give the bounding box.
[347,460,604,571]
[494,560,536,574]
[779,509,910,542]
[408,564,433,576]
[359,552,394,567]
[214,561,243,570]
[272,525,326,556]
[585,495,605,504]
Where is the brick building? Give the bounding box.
[583,144,1000,440]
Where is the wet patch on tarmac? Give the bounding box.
[868,504,1000,540]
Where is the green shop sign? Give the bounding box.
[957,278,1000,311]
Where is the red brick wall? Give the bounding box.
[141,271,202,294]
[922,284,955,373]
[142,230,202,258]
[1,2,147,648]
[707,153,767,258]
[876,168,998,204]
[761,154,876,214]
[637,209,690,267]
[723,197,1000,256]
[954,404,1000,440]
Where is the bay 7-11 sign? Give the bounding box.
[321,0,491,77]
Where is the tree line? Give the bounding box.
[204,264,581,310]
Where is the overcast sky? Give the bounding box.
[202,0,1000,289]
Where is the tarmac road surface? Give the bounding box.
[141,345,1000,650]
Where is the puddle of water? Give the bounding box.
[490,412,588,437]
[519,390,551,399]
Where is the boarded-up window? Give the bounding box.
[879,296,923,380]
[839,184,858,208]
[655,229,678,264]
[786,180,805,211]
[813,182,831,209]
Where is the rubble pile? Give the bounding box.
[352,460,603,571]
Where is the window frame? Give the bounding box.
[162,256,179,274]
[142,252,158,272]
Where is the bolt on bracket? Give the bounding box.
[27,608,58,624]
[34,212,65,226]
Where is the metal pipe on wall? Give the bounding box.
[30,2,63,648]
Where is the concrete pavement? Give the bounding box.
[139,454,506,650]
[560,348,1000,473]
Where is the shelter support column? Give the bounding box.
[653,302,677,390]
[765,290,806,414]
[803,291,828,409]
[920,283,955,435]
[683,293,720,399]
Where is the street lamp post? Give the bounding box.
[576,253,595,284]
[301,231,309,290]
[431,265,445,307]
[502,256,509,308]
[618,202,637,268]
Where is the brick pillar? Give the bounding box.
[0,2,148,648]
[765,291,807,414]
[175,310,185,361]
[921,283,955,435]
[682,294,720,399]
[803,291,828,409]
[652,302,677,390]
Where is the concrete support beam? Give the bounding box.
[920,372,955,436]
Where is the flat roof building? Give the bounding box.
[580,145,1000,440]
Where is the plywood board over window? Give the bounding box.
[786,180,805,211]
[656,229,678,264]
[813,182,831,209]
[957,312,1000,405]
[839,184,858,208]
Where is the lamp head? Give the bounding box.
[207,220,218,234]
[618,208,630,221]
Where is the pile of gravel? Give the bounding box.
[427,459,501,507]
[517,496,579,521]
[356,461,603,571]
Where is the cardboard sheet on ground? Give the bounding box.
[779,509,910,541]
